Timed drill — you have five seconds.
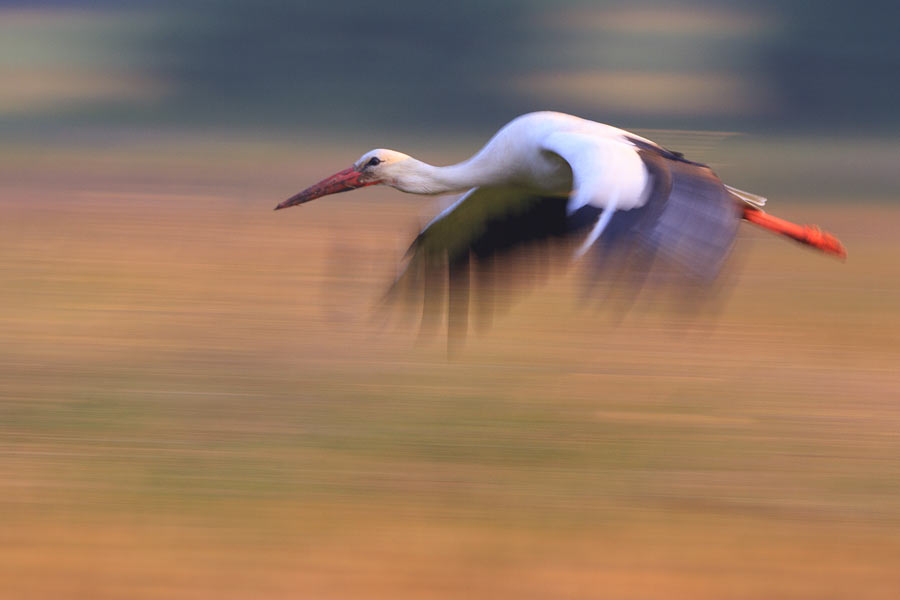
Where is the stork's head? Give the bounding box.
[274,149,413,210]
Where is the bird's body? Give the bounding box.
[275,111,845,344]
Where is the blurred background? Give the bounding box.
[2,1,899,598]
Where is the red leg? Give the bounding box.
[741,206,846,259]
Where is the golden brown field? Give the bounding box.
[2,142,899,599]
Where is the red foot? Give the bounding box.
[742,207,847,259]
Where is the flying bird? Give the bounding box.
[275,112,845,344]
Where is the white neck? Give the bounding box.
[391,153,511,195]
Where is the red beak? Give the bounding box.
[274,166,378,210]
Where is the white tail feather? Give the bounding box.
[725,185,767,208]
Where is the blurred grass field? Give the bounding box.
[1,140,899,599]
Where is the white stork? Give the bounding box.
[275,112,845,342]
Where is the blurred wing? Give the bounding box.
[402,186,563,265]
[604,146,742,282]
[536,131,741,283]
[385,186,589,353]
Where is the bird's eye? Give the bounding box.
[365,157,382,168]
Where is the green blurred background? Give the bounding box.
[2,2,899,599]
[4,0,900,134]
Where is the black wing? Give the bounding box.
[384,187,581,352]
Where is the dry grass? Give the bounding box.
[1,149,899,599]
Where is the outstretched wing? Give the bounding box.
[385,186,584,352]
[385,142,742,350]
[583,145,742,283]
[540,132,741,282]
